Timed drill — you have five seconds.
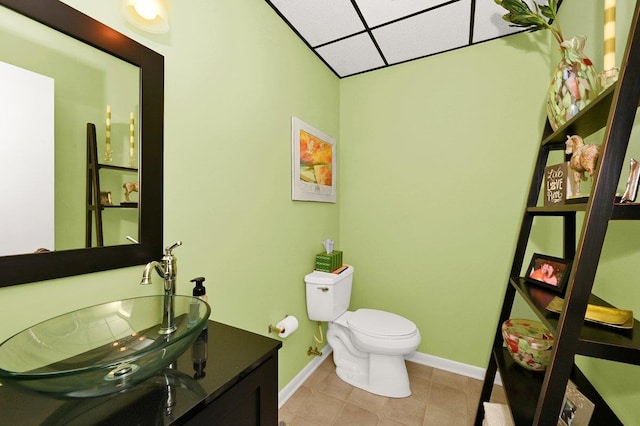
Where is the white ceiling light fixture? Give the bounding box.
[122,0,169,34]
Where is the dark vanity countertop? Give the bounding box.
[0,321,282,426]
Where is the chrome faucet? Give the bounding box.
[140,241,183,334]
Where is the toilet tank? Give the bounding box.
[305,265,354,321]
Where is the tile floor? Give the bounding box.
[278,356,507,426]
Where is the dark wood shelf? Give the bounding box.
[541,84,616,147]
[527,203,640,219]
[103,205,138,209]
[494,348,622,426]
[511,278,640,364]
[527,204,587,215]
[98,163,138,172]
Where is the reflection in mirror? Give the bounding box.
[0,5,140,254]
[0,0,163,287]
[0,60,54,256]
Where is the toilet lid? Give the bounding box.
[348,309,417,338]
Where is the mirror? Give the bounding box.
[0,0,163,287]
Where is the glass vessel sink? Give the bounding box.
[0,295,210,397]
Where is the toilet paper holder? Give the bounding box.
[268,315,297,337]
[268,322,285,334]
[269,315,289,334]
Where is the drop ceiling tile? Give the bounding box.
[265,0,557,78]
[269,0,365,47]
[315,33,385,77]
[355,0,449,27]
[473,0,527,43]
[373,0,471,64]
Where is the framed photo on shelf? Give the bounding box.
[291,116,336,203]
[526,253,571,294]
[557,382,594,426]
[620,157,640,203]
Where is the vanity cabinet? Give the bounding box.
[0,321,282,425]
[184,355,278,425]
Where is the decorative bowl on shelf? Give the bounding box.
[502,319,554,372]
[0,295,210,397]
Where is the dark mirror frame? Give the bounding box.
[0,0,163,287]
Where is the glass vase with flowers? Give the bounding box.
[495,0,602,130]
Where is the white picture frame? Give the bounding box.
[291,116,336,203]
[557,381,594,426]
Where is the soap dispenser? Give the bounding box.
[191,276,208,303]
[190,276,208,330]
[190,276,209,378]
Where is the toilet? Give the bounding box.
[305,265,421,398]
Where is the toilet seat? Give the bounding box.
[334,309,420,356]
[348,309,418,339]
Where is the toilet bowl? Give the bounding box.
[305,266,421,398]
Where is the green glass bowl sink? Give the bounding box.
[0,295,210,397]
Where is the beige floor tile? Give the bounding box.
[281,384,313,414]
[318,372,355,401]
[347,387,388,415]
[427,381,468,418]
[378,418,408,426]
[422,405,469,426]
[278,407,296,425]
[383,394,427,425]
[431,368,468,390]
[287,415,324,426]
[465,378,482,423]
[408,376,431,401]
[333,402,381,425]
[490,384,507,404]
[465,377,483,397]
[295,391,345,425]
[406,361,434,381]
[304,365,332,390]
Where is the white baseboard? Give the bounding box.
[405,351,502,385]
[278,349,501,408]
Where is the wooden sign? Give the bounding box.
[544,163,568,206]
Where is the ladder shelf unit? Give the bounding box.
[475,1,640,424]
[85,123,138,248]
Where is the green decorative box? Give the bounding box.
[315,251,343,272]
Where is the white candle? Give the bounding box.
[604,0,616,70]
[129,112,135,164]
[105,105,112,162]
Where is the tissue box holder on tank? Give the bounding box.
[315,251,343,272]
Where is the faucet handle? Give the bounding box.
[165,241,183,255]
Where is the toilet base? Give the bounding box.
[335,352,411,398]
[328,323,412,398]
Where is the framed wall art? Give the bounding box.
[558,381,594,426]
[526,253,571,294]
[291,116,336,203]
[620,157,640,203]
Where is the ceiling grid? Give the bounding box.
[266,0,538,78]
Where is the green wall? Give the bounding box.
[1,0,640,423]
[0,0,340,396]
[339,34,549,365]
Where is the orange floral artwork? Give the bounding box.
[299,130,333,186]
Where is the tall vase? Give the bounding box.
[546,36,602,131]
